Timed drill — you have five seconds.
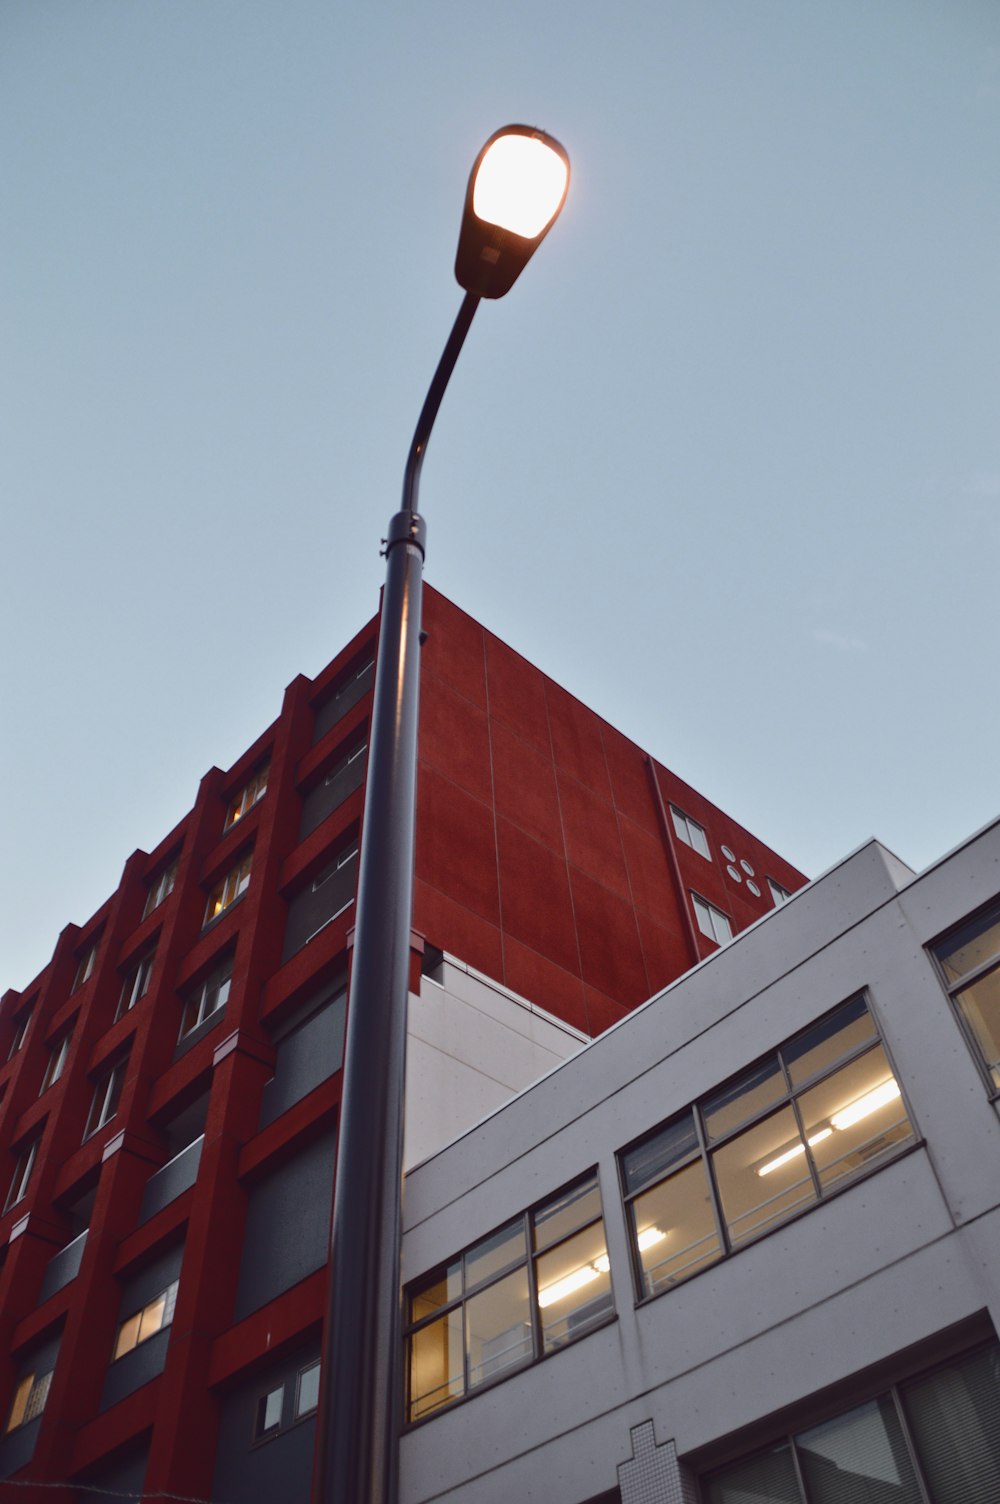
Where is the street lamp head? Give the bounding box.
[455,125,570,299]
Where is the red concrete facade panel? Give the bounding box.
[484,635,550,753]
[601,722,662,832]
[420,589,488,709]
[419,672,493,807]
[545,680,614,801]
[415,765,500,928]
[411,878,503,981]
[635,907,697,997]
[500,938,589,1036]
[489,720,564,852]
[583,987,631,1039]
[618,814,678,922]
[556,773,631,901]
[569,867,650,1007]
[495,817,581,976]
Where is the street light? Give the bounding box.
[315,126,570,1504]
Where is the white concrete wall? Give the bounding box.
[404,954,588,1172]
[399,821,1000,1504]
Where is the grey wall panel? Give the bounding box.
[0,1418,41,1478]
[39,1230,88,1302]
[82,1444,149,1502]
[100,1327,171,1411]
[120,1242,184,1312]
[300,747,367,840]
[282,856,356,963]
[259,994,346,1129]
[139,1136,203,1224]
[313,659,373,742]
[233,1126,336,1320]
[212,1339,320,1504]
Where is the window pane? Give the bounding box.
[705,1442,802,1504]
[296,1361,320,1417]
[631,1159,722,1293]
[6,1376,33,1433]
[954,969,1000,1088]
[703,1057,786,1143]
[712,1105,816,1247]
[902,1345,1000,1503]
[137,1292,167,1343]
[23,1371,51,1425]
[534,1175,602,1251]
[796,1394,923,1504]
[465,1268,531,1390]
[410,1309,464,1420]
[114,1312,142,1359]
[622,1111,699,1195]
[464,1219,526,1290]
[409,1262,461,1324]
[256,1385,283,1436]
[937,910,1000,984]
[784,996,877,1089]
[536,1221,612,1352]
[796,1045,913,1193]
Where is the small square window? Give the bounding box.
[767,878,792,907]
[670,805,711,860]
[255,1385,284,1438]
[692,894,733,946]
[295,1360,321,1418]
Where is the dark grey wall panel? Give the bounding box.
[101,1328,171,1411]
[233,1126,336,1321]
[82,1443,149,1501]
[120,1242,184,1312]
[39,1229,88,1302]
[0,1418,42,1478]
[259,994,346,1129]
[282,853,357,963]
[139,1136,203,1224]
[313,658,373,742]
[300,744,367,840]
[212,1338,319,1504]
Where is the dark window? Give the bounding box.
[702,1343,1000,1504]
[282,842,358,962]
[933,902,1000,1093]
[300,739,367,840]
[143,861,177,919]
[313,653,375,742]
[72,944,98,991]
[621,995,915,1298]
[179,955,233,1041]
[7,1007,32,1060]
[84,1061,126,1140]
[39,1033,71,1094]
[5,1139,39,1212]
[117,952,155,1019]
[405,1172,612,1423]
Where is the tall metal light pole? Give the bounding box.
[314,127,570,1504]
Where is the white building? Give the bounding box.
[399,817,1000,1504]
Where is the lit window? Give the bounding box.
[295,1360,321,1418]
[670,806,711,860]
[6,1370,53,1433]
[226,763,270,829]
[768,877,792,907]
[204,854,252,926]
[254,1385,284,1438]
[83,1061,126,1140]
[405,1173,611,1423]
[117,952,155,1019]
[621,995,914,1298]
[179,955,233,1040]
[703,1343,1000,1504]
[39,1033,71,1094]
[113,1279,179,1360]
[143,861,178,920]
[7,1008,32,1061]
[692,894,733,946]
[933,902,1000,1093]
[72,945,97,992]
[5,1139,39,1212]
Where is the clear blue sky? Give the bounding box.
[2,1,998,993]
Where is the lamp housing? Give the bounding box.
[455,125,570,299]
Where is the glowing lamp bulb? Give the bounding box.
[472,134,569,239]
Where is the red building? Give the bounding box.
[0,587,805,1501]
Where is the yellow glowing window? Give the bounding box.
[226,763,270,829]
[204,854,252,925]
[113,1280,179,1361]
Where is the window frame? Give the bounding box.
[5,1369,53,1433]
[203,852,252,928]
[930,899,1000,1098]
[83,1060,126,1141]
[294,1359,321,1420]
[670,805,711,860]
[39,1032,72,1094]
[404,1171,614,1426]
[7,1007,32,1061]
[112,1279,179,1362]
[620,994,918,1304]
[767,877,792,907]
[5,1138,39,1213]
[143,860,178,920]
[691,893,733,946]
[225,761,270,830]
[116,951,155,1020]
[178,954,234,1042]
[72,944,98,992]
[253,1383,285,1441]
